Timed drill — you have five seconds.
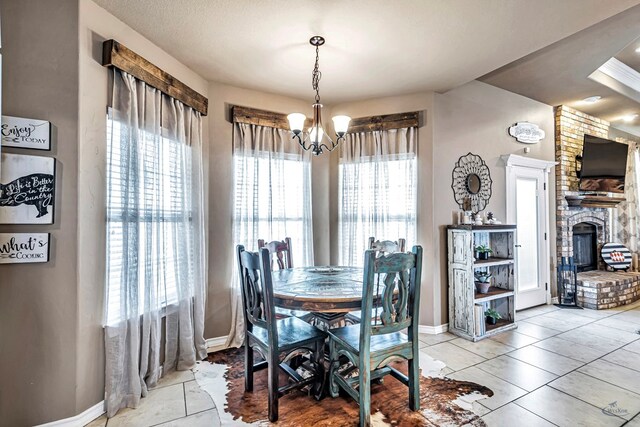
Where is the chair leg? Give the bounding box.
[244,343,253,392]
[358,361,371,427]
[408,354,420,411]
[267,352,279,422]
[328,339,339,398]
[312,339,325,400]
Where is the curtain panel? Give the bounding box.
[226,122,314,348]
[616,142,640,252]
[338,127,418,266]
[104,70,207,417]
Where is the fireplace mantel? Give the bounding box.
[565,194,626,208]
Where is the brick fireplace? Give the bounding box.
[555,106,640,309]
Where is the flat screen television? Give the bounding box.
[579,135,629,194]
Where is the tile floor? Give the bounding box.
[86,301,640,427]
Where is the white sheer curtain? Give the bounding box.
[226,122,314,347]
[616,142,640,252]
[339,127,417,266]
[104,70,207,417]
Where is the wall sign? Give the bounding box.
[0,233,50,264]
[508,122,545,144]
[0,153,55,224]
[1,115,51,150]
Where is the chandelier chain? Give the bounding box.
[312,44,321,104]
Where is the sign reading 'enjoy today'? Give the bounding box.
[0,233,50,264]
[1,115,51,150]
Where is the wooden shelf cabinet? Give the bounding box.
[447,224,518,341]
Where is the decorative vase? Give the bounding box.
[475,281,491,294]
[486,316,497,325]
[477,252,490,260]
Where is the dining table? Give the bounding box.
[271,265,383,330]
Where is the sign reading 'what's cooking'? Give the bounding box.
[0,233,50,264]
[1,115,51,150]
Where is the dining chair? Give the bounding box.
[258,237,293,270]
[258,237,311,321]
[236,245,326,422]
[346,237,408,324]
[328,246,423,427]
[368,237,406,254]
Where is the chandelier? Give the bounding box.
[287,36,351,156]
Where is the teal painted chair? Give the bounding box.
[328,246,423,427]
[237,245,326,422]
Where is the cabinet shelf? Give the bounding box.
[473,257,514,268]
[485,319,515,333]
[474,287,514,303]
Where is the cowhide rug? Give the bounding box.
[193,348,492,426]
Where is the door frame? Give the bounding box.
[502,154,557,308]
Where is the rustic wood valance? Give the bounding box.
[232,105,421,133]
[102,39,208,116]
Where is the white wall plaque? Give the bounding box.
[1,115,51,150]
[0,233,50,264]
[0,153,55,224]
[508,122,545,144]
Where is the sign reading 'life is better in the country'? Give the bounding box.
[0,233,50,264]
[1,115,51,150]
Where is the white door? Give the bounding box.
[511,167,548,309]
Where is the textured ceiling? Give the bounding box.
[92,0,640,103]
[480,4,640,136]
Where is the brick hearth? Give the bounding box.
[577,270,640,309]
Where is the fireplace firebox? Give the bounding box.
[573,223,598,272]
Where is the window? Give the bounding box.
[232,151,313,267]
[105,116,193,325]
[339,153,417,266]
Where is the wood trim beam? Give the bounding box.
[232,105,421,133]
[102,39,208,116]
[347,111,421,133]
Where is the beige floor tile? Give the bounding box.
[476,355,557,391]
[418,350,449,377]
[418,331,457,346]
[533,336,607,363]
[185,380,216,415]
[446,366,527,410]
[155,409,221,427]
[548,371,640,420]
[84,414,107,427]
[515,386,625,427]
[155,369,195,389]
[524,313,590,331]
[567,307,616,319]
[557,329,629,353]
[595,316,640,334]
[107,383,186,427]
[578,359,640,394]
[450,337,515,359]
[571,323,640,345]
[419,342,485,371]
[482,402,555,427]
[489,331,539,349]
[508,345,583,375]
[627,414,640,427]
[516,321,563,340]
[603,348,640,371]
[625,339,640,355]
[516,304,560,319]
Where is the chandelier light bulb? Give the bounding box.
[332,115,352,136]
[287,113,306,134]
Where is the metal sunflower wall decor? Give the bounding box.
[451,152,493,213]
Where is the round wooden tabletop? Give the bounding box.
[272,266,367,313]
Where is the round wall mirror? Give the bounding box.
[466,174,481,194]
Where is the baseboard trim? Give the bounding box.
[418,323,449,335]
[35,400,105,427]
[206,335,229,352]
